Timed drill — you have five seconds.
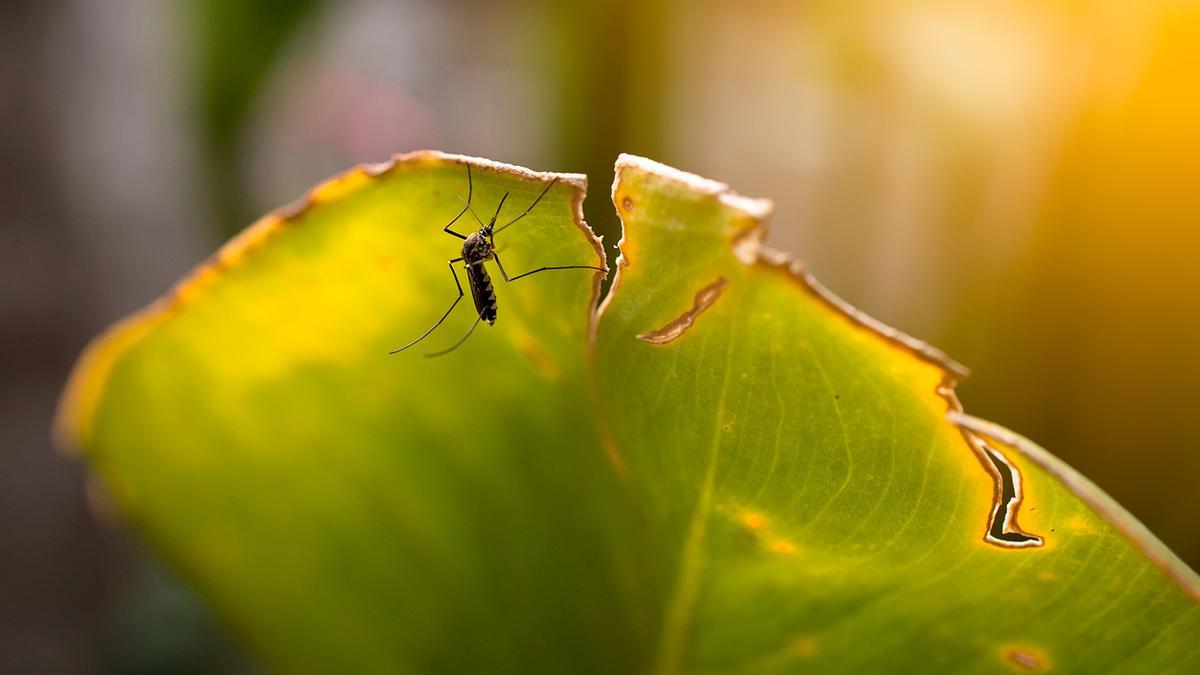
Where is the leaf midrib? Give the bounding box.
[651,295,740,675]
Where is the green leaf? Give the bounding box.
[594,155,1200,673]
[58,152,657,673]
[58,153,1200,673]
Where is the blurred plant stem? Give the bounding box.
[537,0,669,247]
[190,0,324,237]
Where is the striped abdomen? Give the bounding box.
[466,263,498,325]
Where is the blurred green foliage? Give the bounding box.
[192,0,324,235]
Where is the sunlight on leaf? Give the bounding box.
[57,152,1200,673]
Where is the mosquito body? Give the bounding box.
[462,231,499,325]
[390,164,604,358]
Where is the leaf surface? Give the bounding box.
[591,155,1200,674]
[58,152,1200,674]
[58,152,657,674]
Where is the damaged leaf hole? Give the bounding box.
[637,276,729,345]
[964,430,1043,549]
[1004,646,1050,672]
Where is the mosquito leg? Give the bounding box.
[443,165,473,240]
[492,253,510,281]
[492,253,606,283]
[424,313,484,358]
[389,258,465,354]
[493,177,558,235]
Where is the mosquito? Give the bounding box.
[390,164,605,358]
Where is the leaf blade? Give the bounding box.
[58,152,659,674]
[592,154,1200,673]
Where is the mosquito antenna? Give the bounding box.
[494,177,558,235]
[457,195,486,228]
[424,313,484,358]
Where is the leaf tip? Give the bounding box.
[613,154,774,221]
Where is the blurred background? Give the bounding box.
[2,0,1197,671]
